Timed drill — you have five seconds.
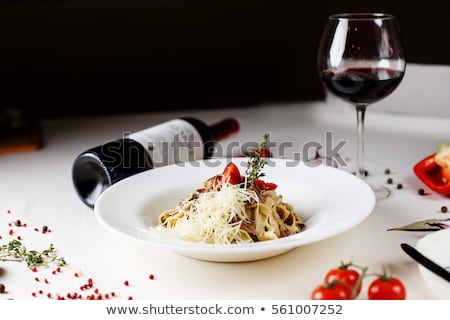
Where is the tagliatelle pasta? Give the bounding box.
[154,161,305,244]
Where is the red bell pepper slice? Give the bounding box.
[413,154,450,196]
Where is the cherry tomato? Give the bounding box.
[258,148,272,158]
[324,267,361,297]
[311,281,353,300]
[222,162,242,185]
[254,179,277,190]
[367,276,406,300]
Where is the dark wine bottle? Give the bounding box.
[72,117,239,208]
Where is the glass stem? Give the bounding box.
[355,104,367,178]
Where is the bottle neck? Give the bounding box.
[181,117,239,159]
[209,118,240,141]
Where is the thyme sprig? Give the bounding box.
[0,240,66,268]
[245,133,269,187]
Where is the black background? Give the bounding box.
[0,0,448,120]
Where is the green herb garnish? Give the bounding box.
[245,133,269,187]
[0,240,66,268]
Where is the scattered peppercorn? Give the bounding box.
[384,168,391,174]
[387,178,393,184]
[441,206,448,213]
[397,183,403,189]
[418,188,425,195]
[2,209,129,299]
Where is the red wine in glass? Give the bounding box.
[317,13,406,201]
[320,67,404,105]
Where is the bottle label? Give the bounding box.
[129,119,204,167]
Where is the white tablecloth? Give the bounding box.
[1,63,449,300]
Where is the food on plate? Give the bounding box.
[154,135,305,244]
[413,143,450,195]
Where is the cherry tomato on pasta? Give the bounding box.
[254,179,277,190]
[221,162,242,185]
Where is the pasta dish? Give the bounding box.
[154,150,305,244]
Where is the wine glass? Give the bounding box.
[317,13,406,200]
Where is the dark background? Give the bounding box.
[0,0,449,120]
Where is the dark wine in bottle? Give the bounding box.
[72,117,239,208]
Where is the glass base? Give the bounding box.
[368,182,391,202]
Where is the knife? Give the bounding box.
[400,243,450,282]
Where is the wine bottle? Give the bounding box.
[72,117,239,208]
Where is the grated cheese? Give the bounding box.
[169,184,258,244]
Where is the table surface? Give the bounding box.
[0,63,449,300]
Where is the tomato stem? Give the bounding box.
[366,266,393,282]
[351,266,368,299]
[338,260,367,271]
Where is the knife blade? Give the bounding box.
[400,243,450,282]
[388,218,450,231]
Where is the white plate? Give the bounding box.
[416,228,450,299]
[94,158,375,262]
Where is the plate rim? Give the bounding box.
[94,158,376,261]
[415,228,450,298]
